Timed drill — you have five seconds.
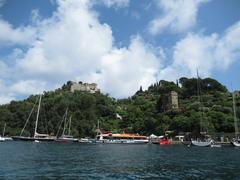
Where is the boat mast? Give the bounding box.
[34,94,42,138]
[3,123,6,137]
[232,91,239,138]
[62,108,68,136]
[96,120,101,136]
[68,116,72,135]
[197,69,204,134]
[20,97,38,136]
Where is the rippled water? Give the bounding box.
[0,142,240,179]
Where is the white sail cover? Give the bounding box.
[34,132,50,137]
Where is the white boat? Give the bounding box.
[55,135,78,143]
[191,139,213,147]
[231,91,240,147]
[210,144,222,148]
[231,139,240,147]
[191,70,213,147]
[0,137,12,141]
[95,120,148,144]
[96,132,149,144]
[79,138,92,143]
[0,123,13,141]
[12,95,56,142]
[0,136,5,141]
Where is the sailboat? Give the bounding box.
[12,95,56,141]
[231,91,240,147]
[191,71,213,147]
[55,109,78,143]
[0,123,13,141]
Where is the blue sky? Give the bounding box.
[0,0,240,104]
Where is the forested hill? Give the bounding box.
[0,77,239,138]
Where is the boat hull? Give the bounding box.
[191,140,212,147]
[0,136,13,141]
[79,138,93,143]
[159,138,171,145]
[98,139,149,144]
[55,138,78,143]
[12,136,55,142]
[211,144,222,148]
[231,140,240,147]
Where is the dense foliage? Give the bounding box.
[0,77,239,137]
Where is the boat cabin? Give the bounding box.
[96,133,148,142]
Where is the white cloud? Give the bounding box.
[0,95,15,104]
[101,0,129,8]
[0,80,15,104]
[96,36,161,98]
[0,61,10,78]
[159,21,240,81]
[0,0,161,103]
[16,0,113,80]
[0,79,7,94]
[0,0,239,105]
[10,80,47,95]
[148,0,209,35]
[0,19,36,45]
[215,21,240,68]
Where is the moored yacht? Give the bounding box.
[0,123,13,141]
[96,132,149,144]
[55,135,78,143]
[190,70,213,147]
[12,133,55,141]
[231,91,240,147]
[55,109,78,143]
[12,95,56,142]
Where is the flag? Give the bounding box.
[116,113,122,120]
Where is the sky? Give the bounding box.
[0,0,240,104]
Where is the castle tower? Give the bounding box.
[168,91,179,110]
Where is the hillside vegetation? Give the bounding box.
[0,78,239,137]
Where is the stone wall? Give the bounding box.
[70,82,100,93]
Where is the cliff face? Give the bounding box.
[0,77,238,137]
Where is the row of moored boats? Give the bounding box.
[1,91,240,147]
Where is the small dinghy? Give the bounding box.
[191,139,212,147]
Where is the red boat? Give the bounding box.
[159,137,171,145]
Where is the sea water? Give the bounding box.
[0,142,240,179]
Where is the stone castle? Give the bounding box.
[70,82,100,93]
